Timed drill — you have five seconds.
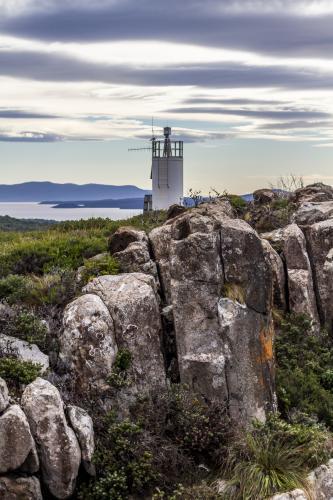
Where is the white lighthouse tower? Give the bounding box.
[151,127,184,210]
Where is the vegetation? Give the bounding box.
[275,313,333,428]
[80,386,229,499]
[0,215,56,232]
[0,309,48,350]
[0,357,42,386]
[107,348,132,389]
[80,254,120,285]
[222,413,331,499]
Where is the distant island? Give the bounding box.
[0,182,151,202]
[41,198,145,209]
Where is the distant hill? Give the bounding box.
[0,215,56,231]
[0,182,150,202]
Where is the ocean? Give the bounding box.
[0,202,142,221]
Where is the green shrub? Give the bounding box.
[79,414,157,500]
[107,349,132,389]
[3,310,48,350]
[0,357,42,385]
[275,313,333,427]
[26,268,78,306]
[80,255,120,285]
[226,194,247,212]
[0,274,30,303]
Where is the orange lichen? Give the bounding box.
[259,325,274,363]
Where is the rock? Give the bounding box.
[262,224,319,328]
[220,218,272,314]
[0,404,35,474]
[309,458,333,499]
[67,405,95,475]
[60,294,117,392]
[0,334,49,374]
[0,376,9,413]
[253,188,278,205]
[218,299,274,423]
[292,201,333,226]
[304,219,333,332]
[261,239,286,311]
[109,227,158,281]
[84,273,167,405]
[108,227,147,254]
[293,183,333,204]
[149,224,173,301]
[166,204,187,220]
[21,378,81,499]
[0,475,43,500]
[150,204,275,425]
[270,490,307,500]
[20,441,40,474]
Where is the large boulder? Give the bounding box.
[292,201,333,226]
[293,183,333,204]
[304,219,333,332]
[0,475,43,500]
[149,205,275,426]
[21,378,81,499]
[67,405,95,475]
[262,224,319,328]
[0,376,9,413]
[108,227,158,282]
[0,335,49,374]
[60,294,117,392]
[0,404,35,474]
[84,273,167,404]
[253,188,278,205]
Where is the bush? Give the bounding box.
[79,414,158,500]
[275,313,333,428]
[226,194,247,212]
[0,274,30,304]
[80,386,229,499]
[1,310,48,350]
[221,413,330,499]
[107,349,132,389]
[0,357,42,386]
[80,254,120,285]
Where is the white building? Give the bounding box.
[150,127,184,210]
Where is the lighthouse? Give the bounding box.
[151,127,184,210]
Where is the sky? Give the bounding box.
[1,0,333,194]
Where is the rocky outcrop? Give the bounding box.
[261,239,286,311]
[67,405,95,475]
[150,204,275,426]
[0,475,43,500]
[293,183,333,205]
[262,224,319,328]
[0,334,49,374]
[21,378,81,499]
[60,293,117,392]
[108,227,158,282]
[304,219,333,332]
[0,404,36,474]
[292,201,333,226]
[84,273,167,405]
[253,188,278,205]
[0,376,9,413]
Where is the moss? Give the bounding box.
[80,255,120,285]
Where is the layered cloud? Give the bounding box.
[0,0,333,149]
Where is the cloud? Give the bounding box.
[2,50,333,91]
[167,107,330,121]
[183,98,287,106]
[0,108,57,119]
[1,1,333,60]
[256,120,333,130]
[0,131,62,141]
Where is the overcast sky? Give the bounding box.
[1,0,333,193]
